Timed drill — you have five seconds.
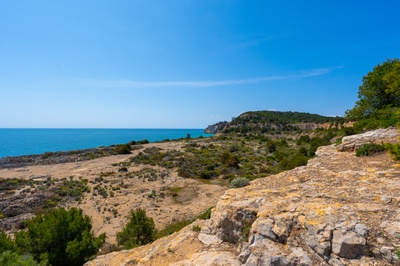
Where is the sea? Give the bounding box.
[0,128,213,158]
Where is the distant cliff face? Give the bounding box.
[86,128,400,266]
[204,121,228,134]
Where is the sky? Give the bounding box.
[1,1,399,128]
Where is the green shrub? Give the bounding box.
[55,179,90,201]
[230,177,250,188]
[356,143,386,156]
[0,251,39,266]
[14,208,105,266]
[0,231,16,254]
[115,144,132,154]
[280,154,309,170]
[192,225,201,232]
[137,139,150,145]
[385,143,400,161]
[296,135,310,145]
[117,208,156,250]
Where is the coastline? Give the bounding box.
[0,128,213,159]
[0,134,213,169]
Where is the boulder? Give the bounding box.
[337,127,398,152]
[331,226,368,259]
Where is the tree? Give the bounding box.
[346,58,400,119]
[116,208,156,250]
[0,231,16,254]
[14,207,105,266]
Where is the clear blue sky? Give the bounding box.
[1,1,399,128]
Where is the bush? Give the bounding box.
[115,144,132,154]
[192,225,201,232]
[0,251,39,266]
[296,135,310,145]
[117,208,156,249]
[356,143,386,156]
[384,143,400,160]
[280,154,309,170]
[0,231,16,254]
[14,207,105,266]
[137,139,150,145]
[230,177,250,188]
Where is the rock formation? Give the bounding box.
[204,121,228,134]
[86,128,400,266]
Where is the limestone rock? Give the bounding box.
[337,126,398,152]
[332,229,367,259]
[198,233,223,246]
[172,252,240,266]
[252,218,277,242]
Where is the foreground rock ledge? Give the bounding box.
[86,128,400,266]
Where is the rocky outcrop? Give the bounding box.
[86,128,400,266]
[204,122,228,134]
[337,126,398,152]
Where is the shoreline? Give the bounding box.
[0,128,213,159]
[0,134,213,169]
[0,138,151,169]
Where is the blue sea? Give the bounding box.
[0,128,213,158]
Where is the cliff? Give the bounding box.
[86,127,400,266]
[204,121,228,134]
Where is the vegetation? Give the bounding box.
[230,177,250,188]
[55,178,90,201]
[197,207,212,220]
[356,143,387,157]
[385,142,400,161]
[115,144,132,154]
[192,225,201,232]
[384,112,400,161]
[117,208,156,250]
[222,111,344,134]
[0,251,39,266]
[0,177,90,219]
[0,208,105,266]
[154,207,214,238]
[346,58,400,129]
[0,178,33,191]
[155,219,193,239]
[128,129,344,182]
[0,231,16,254]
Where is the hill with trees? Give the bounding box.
[207,111,345,134]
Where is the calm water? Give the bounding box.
[0,128,213,158]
